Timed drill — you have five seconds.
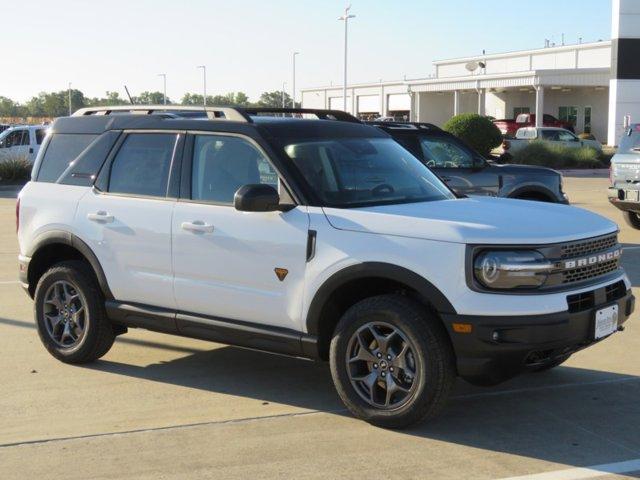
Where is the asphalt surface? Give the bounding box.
[0,175,639,480]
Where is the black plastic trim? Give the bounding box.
[306,230,317,262]
[306,262,456,337]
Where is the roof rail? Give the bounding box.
[242,107,361,123]
[72,105,251,123]
[366,121,442,131]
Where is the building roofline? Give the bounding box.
[432,40,611,65]
[300,79,408,93]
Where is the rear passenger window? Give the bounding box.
[37,134,98,183]
[35,129,47,145]
[21,131,30,145]
[191,135,278,204]
[108,133,177,198]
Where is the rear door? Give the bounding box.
[76,131,183,309]
[171,132,309,330]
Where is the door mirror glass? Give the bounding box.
[234,184,280,212]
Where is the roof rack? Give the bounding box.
[242,107,361,123]
[366,121,441,131]
[72,105,251,123]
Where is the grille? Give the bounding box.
[560,234,618,259]
[606,280,627,303]
[567,290,595,313]
[562,259,619,284]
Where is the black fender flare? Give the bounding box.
[305,262,456,336]
[507,185,558,202]
[27,230,114,300]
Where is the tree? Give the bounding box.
[209,92,251,106]
[257,90,295,108]
[88,91,128,106]
[443,113,502,157]
[181,93,204,105]
[133,91,171,105]
[25,89,87,117]
[0,96,20,116]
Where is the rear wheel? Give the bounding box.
[329,295,456,428]
[623,211,640,230]
[34,260,115,364]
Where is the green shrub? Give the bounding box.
[578,132,596,140]
[443,113,502,156]
[509,141,602,169]
[0,156,32,182]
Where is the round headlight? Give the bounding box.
[474,250,551,290]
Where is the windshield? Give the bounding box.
[619,127,640,154]
[282,137,455,207]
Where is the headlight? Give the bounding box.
[474,250,553,290]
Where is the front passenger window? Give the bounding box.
[191,135,279,204]
[419,137,473,169]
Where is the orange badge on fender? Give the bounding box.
[274,268,289,281]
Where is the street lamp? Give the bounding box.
[338,5,355,112]
[158,73,167,105]
[292,52,299,108]
[197,65,207,107]
[68,82,72,116]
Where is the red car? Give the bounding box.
[493,113,574,137]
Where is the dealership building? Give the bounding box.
[301,0,640,146]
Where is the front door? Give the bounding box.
[172,133,309,330]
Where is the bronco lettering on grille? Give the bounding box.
[563,249,621,269]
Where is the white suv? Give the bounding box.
[17,106,635,428]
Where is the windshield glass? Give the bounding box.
[619,127,640,154]
[282,138,455,207]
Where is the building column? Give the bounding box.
[608,0,640,145]
[477,88,485,115]
[453,90,460,116]
[535,86,544,127]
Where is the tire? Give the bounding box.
[623,211,640,230]
[34,260,115,364]
[329,295,456,429]
[532,354,571,373]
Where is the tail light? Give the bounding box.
[502,140,511,151]
[16,197,20,233]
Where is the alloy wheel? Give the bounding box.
[42,280,87,348]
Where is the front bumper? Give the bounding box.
[18,254,30,295]
[608,187,640,213]
[441,280,635,385]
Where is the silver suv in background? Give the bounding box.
[608,124,640,229]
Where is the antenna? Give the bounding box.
[124,85,134,105]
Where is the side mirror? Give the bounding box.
[234,184,280,212]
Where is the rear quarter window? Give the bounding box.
[36,134,98,183]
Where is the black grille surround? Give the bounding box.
[466,232,624,294]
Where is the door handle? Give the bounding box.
[87,211,114,223]
[181,221,214,233]
[29,148,34,154]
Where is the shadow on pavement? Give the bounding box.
[4,314,640,472]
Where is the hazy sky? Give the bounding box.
[3,0,612,103]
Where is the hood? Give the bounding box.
[489,163,559,176]
[322,197,617,245]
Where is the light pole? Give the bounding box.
[197,65,207,107]
[68,82,72,116]
[292,52,299,108]
[158,73,167,105]
[338,5,355,112]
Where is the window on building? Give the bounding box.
[558,106,578,127]
[584,106,592,134]
[108,133,177,197]
[513,107,530,117]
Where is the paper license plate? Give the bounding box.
[594,305,619,340]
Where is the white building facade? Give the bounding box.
[302,41,612,143]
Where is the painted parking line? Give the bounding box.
[496,459,640,480]
[0,280,20,285]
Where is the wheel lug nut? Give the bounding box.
[377,353,382,358]
[387,355,391,360]
[381,372,386,377]
[390,367,394,372]
[373,363,378,369]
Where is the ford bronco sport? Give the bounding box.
[17,106,634,428]
[608,123,640,230]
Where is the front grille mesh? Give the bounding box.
[562,259,619,284]
[561,234,618,259]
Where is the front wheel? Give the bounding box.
[623,211,640,230]
[34,260,115,364]
[329,295,456,428]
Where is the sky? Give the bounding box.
[2,0,612,104]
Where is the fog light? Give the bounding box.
[492,331,500,342]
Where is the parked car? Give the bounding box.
[18,106,633,428]
[0,125,49,162]
[494,113,574,137]
[608,123,640,229]
[497,127,603,158]
[368,122,568,203]
[0,124,11,134]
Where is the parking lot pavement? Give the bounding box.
[1,177,639,480]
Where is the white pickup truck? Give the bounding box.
[497,127,602,157]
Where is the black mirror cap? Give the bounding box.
[234,184,280,212]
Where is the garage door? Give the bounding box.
[329,96,352,112]
[357,95,380,114]
[387,93,410,111]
